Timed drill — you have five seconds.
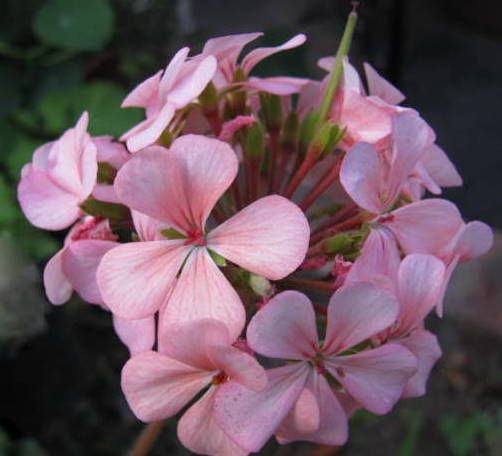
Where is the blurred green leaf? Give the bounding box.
[0,65,22,117]
[33,0,115,51]
[399,412,424,456]
[6,136,42,180]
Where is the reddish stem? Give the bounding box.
[310,203,358,237]
[299,155,342,211]
[282,154,317,199]
[128,421,164,456]
[204,109,222,136]
[309,213,363,246]
[267,129,280,194]
[280,277,335,292]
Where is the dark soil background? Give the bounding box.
[0,1,501,455]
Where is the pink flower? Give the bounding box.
[199,32,309,95]
[213,284,417,451]
[340,111,464,254]
[121,319,266,455]
[18,112,97,230]
[120,48,217,151]
[97,135,309,339]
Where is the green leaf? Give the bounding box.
[6,135,42,180]
[33,0,115,51]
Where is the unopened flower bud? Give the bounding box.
[249,273,273,297]
[243,122,265,159]
[259,92,282,131]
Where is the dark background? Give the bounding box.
[0,1,500,455]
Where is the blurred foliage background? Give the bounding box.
[0,0,501,455]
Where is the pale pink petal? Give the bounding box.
[116,136,238,232]
[213,363,310,452]
[131,210,168,241]
[421,144,462,188]
[122,71,162,108]
[168,55,217,107]
[43,249,73,305]
[218,115,255,142]
[178,387,248,456]
[363,62,405,105]
[247,290,318,360]
[94,136,130,168]
[397,329,442,398]
[121,351,212,422]
[97,241,190,319]
[160,248,245,341]
[92,184,121,204]
[125,103,175,152]
[209,344,267,391]
[245,76,310,95]
[340,142,385,214]
[436,256,459,317]
[387,112,431,200]
[113,315,155,355]
[63,240,118,305]
[324,282,399,355]
[158,47,190,97]
[158,319,232,371]
[396,254,445,335]
[386,199,463,254]
[297,80,321,117]
[32,142,54,170]
[346,227,400,288]
[317,57,361,92]
[413,162,442,195]
[452,221,493,262]
[242,34,306,75]
[18,166,82,230]
[325,343,417,414]
[207,195,309,280]
[203,33,262,61]
[276,371,348,446]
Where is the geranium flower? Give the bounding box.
[213,284,417,451]
[121,319,266,455]
[97,134,309,339]
[18,112,97,230]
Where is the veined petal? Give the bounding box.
[115,135,238,232]
[213,363,310,452]
[421,144,462,188]
[160,248,245,341]
[247,290,318,361]
[178,387,248,456]
[245,76,310,95]
[122,70,162,108]
[131,210,168,241]
[276,371,348,446]
[207,195,309,280]
[43,249,73,305]
[113,315,155,355]
[363,62,405,105]
[64,240,118,305]
[324,282,399,355]
[451,221,493,262]
[397,329,442,398]
[121,351,212,422]
[97,240,190,319]
[326,343,417,414]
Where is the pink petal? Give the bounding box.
[397,329,441,398]
[125,103,175,152]
[325,343,417,414]
[63,239,118,305]
[178,387,248,456]
[218,115,256,142]
[158,319,232,371]
[386,199,463,254]
[396,254,445,335]
[452,221,493,262]
[436,255,459,317]
[363,63,405,105]
[121,351,212,422]
[160,248,246,341]
[122,71,162,108]
[131,210,168,241]
[340,142,385,214]
[213,363,310,452]
[317,57,362,92]
[92,184,121,204]
[158,47,190,97]
[97,240,190,319]
[207,195,309,280]
[202,32,262,62]
[346,227,400,287]
[324,282,399,355]
[245,76,310,95]
[241,34,306,75]
[209,344,267,391]
[421,144,462,188]
[276,371,348,446]
[247,290,318,361]
[116,136,238,232]
[94,136,130,168]
[113,315,155,355]
[43,249,73,305]
[18,166,82,230]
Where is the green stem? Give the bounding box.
[317,9,358,124]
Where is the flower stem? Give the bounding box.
[267,128,280,194]
[128,421,164,456]
[280,277,334,292]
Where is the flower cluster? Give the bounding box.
[17,9,493,456]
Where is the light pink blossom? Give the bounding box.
[213,284,417,451]
[18,112,97,230]
[121,319,266,455]
[97,135,309,339]
[120,48,217,151]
